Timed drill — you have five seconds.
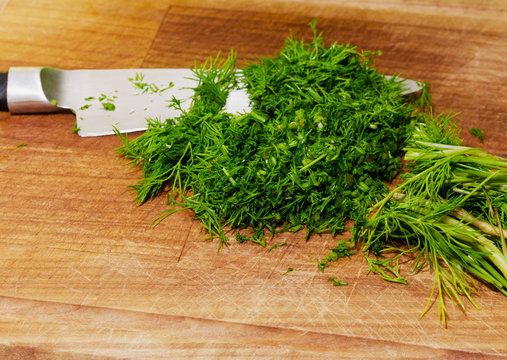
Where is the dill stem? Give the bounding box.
[369,150,466,220]
[389,193,507,278]
[440,216,507,279]
[299,153,327,172]
[390,192,507,240]
[450,207,507,239]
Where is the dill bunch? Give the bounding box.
[116,23,417,249]
[356,110,507,325]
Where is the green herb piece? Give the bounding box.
[267,241,287,252]
[102,102,115,111]
[283,267,294,275]
[129,72,174,95]
[328,277,348,286]
[469,127,485,142]
[356,111,507,325]
[318,239,355,271]
[5,143,27,150]
[235,230,266,247]
[72,122,81,134]
[116,23,418,250]
[51,99,57,106]
[81,92,117,116]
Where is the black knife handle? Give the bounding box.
[0,72,7,111]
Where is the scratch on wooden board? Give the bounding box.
[34,324,50,342]
[293,270,319,320]
[0,1,8,14]
[148,282,171,312]
[58,284,83,293]
[71,267,91,282]
[80,293,90,306]
[479,314,505,341]
[344,264,364,307]
[236,250,265,285]
[119,281,126,303]
[134,258,154,281]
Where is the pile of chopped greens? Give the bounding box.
[115,22,507,324]
[116,23,417,248]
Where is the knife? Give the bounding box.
[0,67,422,137]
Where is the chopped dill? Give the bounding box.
[102,102,115,111]
[72,122,81,134]
[116,22,417,250]
[318,239,355,271]
[129,72,174,95]
[283,267,294,275]
[267,241,287,252]
[5,143,27,150]
[328,277,348,286]
[469,127,485,142]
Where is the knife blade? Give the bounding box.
[0,67,422,137]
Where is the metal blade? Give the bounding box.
[53,68,204,137]
[49,68,421,137]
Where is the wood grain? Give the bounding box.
[0,0,506,358]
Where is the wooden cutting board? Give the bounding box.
[0,0,506,358]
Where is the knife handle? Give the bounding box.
[2,67,60,113]
[0,72,7,111]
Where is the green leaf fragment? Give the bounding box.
[328,277,348,286]
[72,122,81,134]
[469,127,485,142]
[102,102,115,111]
[283,267,294,275]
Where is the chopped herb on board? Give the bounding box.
[318,239,355,271]
[469,127,485,142]
[5,143,27,150]
[267,241,287,252]
[328,277,348,286]
[116,22,418,250]
[283,267,294,275]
